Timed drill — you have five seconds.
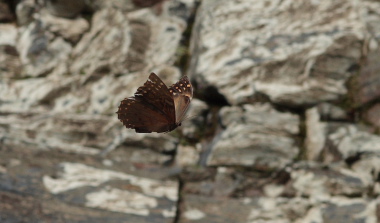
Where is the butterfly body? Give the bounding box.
[117,73,193,133]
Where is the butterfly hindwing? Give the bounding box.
[168,76,193,123]
[117,97,175,133]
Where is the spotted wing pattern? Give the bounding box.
[168,76,193,123]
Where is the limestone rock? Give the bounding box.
[364,103,380,129]
[189,0,364,107]
[39,10,90,43]
[17,21,72,77]
[349,48,380,108]
[207,104,300,168]
[181,99,209,139]
[45,0,85,18]
[304,107,326,161]
[1,0,380,222]
[327,125,380,160]
[15,0,35,26]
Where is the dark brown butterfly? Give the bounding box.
[117,72,193,133]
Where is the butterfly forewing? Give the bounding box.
[168,76,193,123]
[134,73,176,121]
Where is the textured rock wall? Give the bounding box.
[1,0,380,222]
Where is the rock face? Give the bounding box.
[189,0,363,107]
[1,0,380,222]
[207,104,300,168]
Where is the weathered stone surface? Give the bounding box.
[43,162,178,217]
[327,125,380,160]
[189,0,364,107]
[69,8,132,76]
[180,195,256,223]
[0,113,112,154]
[364,103,380,129]
[15,0,35,26]
[349,153,380,193]
[17,21,72,77]
[70,4,190,75]
[181,99,209,139]
[207,104,300,168]
[285,163,368,198]
[0,112,179,157]
[0,75,79,113]
[305,107,326,161]
[0,24,19,78]
[175,144,199,167]
[183,167,241,197]
[45,0,85,18]
[0,23,17,46]
[180,194,376,223]
[2,0,380,222]
[39,10,90,43]
[0,146,178,223]
[349,47,380,108]
[317,103,349,121]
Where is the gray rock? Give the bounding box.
[15,0,35,26]
[0,146,178,222]
[180,192,376,223]
[71,4,191,75]
[328,125,380,160]
[304,107,326,161]
[17,20,72,77]
[0,112,180,156]
[43,162,178,218]
[348,47,380,108]
[2,0,380,222]
[180,194,257,223]
[0,44,21,79]
[207,104,300,168]
[350,153,380,193]
[175,144,199,167]
[83,0,135,12]
[319,198,376,223]
[0,74,79,112]
[364,103,380,129]
[180,195,306,223]
[0,24,17,46]
[69,8,132,76]
[317,103,349,121]
[39,9,89,43]
[0,113,112,154]
[45,0,85,18]
[181,99,209,139]
[183,167,242,197]
[285,162,368,198]
[189,0,364,107]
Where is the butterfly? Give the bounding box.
[117,72,193,133]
